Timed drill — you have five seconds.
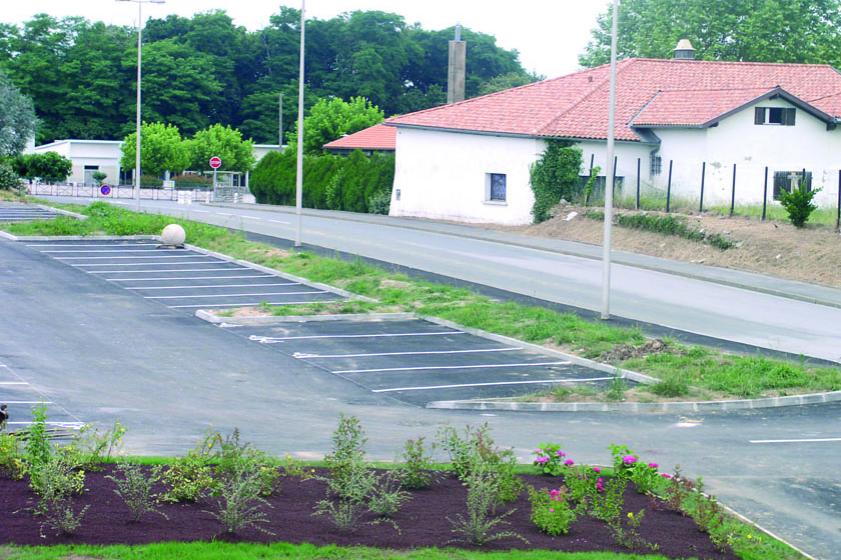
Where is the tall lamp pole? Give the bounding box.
[601,0,619,319]
[294,0,306,247]
[117,0,165,211]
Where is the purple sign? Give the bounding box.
[100,185,112,196]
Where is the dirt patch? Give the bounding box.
[599,339,671,362]
[217,307,273,318]
[495,206,841,288]
[380,279,412,290]
[0,465,734,559]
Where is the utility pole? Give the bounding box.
[295,0,306,247]
[601,0,619,320]
[278,93,283,148]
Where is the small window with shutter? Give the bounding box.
[755,107,796,126]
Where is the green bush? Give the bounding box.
[529,140,582,223]
[0,162,22,190]
[250,149,394,213]
[527,486,577,536]
[396,437,435,490]
[106,463,168,522]
[779,181,821,228]
[18,152,72,183]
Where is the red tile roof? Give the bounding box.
[631,87,774,127]
[323,123,396,151]
[386,58,841,142]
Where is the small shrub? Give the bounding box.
[205,463,274,535]
[396,437,435,490]
[211,429,279,497]
[106,463,168,522]
[313,496,367,532]
[447,468,528,546]
[527,486,578,536]
[161,439,215,503]
[367,189,391,215]
[91,171,107,185]
[281,454,316,480]
[368,471,411,518]
[563,465,603,508]
[650,373,690,398]
[0,162,23,191]
[590,475,626,523]
[608,444,665,495]
[58,420,125,471]
[663,465,691,512]
[779,181,821,228]
[0,432,25,479]
[532,442,569,476]
[33,456,89,537]
[324,415,375,500]
[606,376,626,401]
[691,477,725,534]
[613,509,658,551]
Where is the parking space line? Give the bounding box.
[192,210,210,213]
[7,421,86,428]
[295,347,521,359]
[0,381,29,385]
[268,219,289,224]
[132,282,300,289]
[169,300,341,308]
[372,376,615,393]
[56,255,210,260]
[246,216,263,221]
[74,261,228,267]
[89,268,247,274]
[749,437,841,444]
[108,274,274,281]
[333,361,572,374]
[3,401,53,404]
[27,243,159,247]
[217,212,234,216]
[41,249,182,254]
[249,331,465,342]
[145,290,326,299]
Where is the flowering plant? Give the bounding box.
[527,485,578,535]
[609,444,666,495]
[532,443,568,476]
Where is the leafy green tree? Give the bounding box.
[579,0,841,67]
[186,124,255,173]
[478,71,543,96]
[0,71,37,156]
[20,152,72,183]
[121,122,189,177]
[288,96,384,155]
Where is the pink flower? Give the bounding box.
[660,473,673,479]
[648,462,659,469]
[535,456,549,464]
[592,466,601,473]
[548,508,555,513]
[549,489,561,498]
[622,455,637,465]
[596,477,605,492]
[564,459,575,466]
[555,450,566,457]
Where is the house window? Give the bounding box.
[650,155,662,176]
[773,170,812,199]
[755,107,796,126]
[487,173,507,202]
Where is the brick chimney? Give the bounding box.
[447,24,466,103]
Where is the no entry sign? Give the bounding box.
[209,156,222,169]
[100,185,111,196]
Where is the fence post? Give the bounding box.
[729,163,737,217]
[836,169,841,232]
[635,157,641,210]
[762,166,769,221]
[699,161,706,213]
[665,159,673,212]
[589,153,595,175]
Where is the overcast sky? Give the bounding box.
[1,1,609,77]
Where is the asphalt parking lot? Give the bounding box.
[226,317,622,406]
[0,361,83,430]
[24,238,346,312]
[0,203,60,222]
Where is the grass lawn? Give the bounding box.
[3,201,840,400]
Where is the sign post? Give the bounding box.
[209,156,222,201]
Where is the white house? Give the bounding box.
[27,140,282,186]
[386,43,841,225]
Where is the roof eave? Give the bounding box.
[389,122,659,145]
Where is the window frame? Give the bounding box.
[486,172,507,203]
[754,106,796,126]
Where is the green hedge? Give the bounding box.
[250,150,395,214]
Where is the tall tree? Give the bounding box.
[579,0,841,67]
[289,96,384,154]
[186,124,255,172]
[121,122,189,177]
[0,71,37,156]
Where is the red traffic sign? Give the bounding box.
[209,156,222,169]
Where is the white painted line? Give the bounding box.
[27,243,158,247]
[192,210,210,213]
[249,331,465,342]
[109,274,274,281]
[133,282,300,290]
[295,347,521,359]
[169,300,341,308]
[217,212,234,216]
[372,377,615,393]
[0,381,28,385]
[3,401,53,404]
[246,216,264,221]
[268,219,289,224]
[7,421,85,428]
[89,267,246,274]
[75,261,227,267]
[57,255,208,260]
[333,361,572,374]
[42,249,182,253]
[146,290,326,299]
[749,437,841,444]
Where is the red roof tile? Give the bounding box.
[386,59,841,142]
[631,87,774,127]
[323,123,396,151]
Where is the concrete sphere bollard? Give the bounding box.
[161,224,186,246]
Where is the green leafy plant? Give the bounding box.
[532,442,570,476]
[161,437,216,503]
[0,432,25,480]
[312,495,368,533]
[779,181,821,228]
[323,415,375,500]
[447,468,528,546]
[527,485,578,535]
[367,471,411,518]
[106,463,168,522]
[205,462,274,535]
[91,171,108,186]
[608,445,665,495]
[33,455,89,537]
[606,376,627,402]
[529,140,583,223]
[58,420,125,471]
[0,162,23,191]
[583,165,601,205]
[663,465,691,512]
[590,475,626,523]
[210,429,279,497]
[396,437,435,490]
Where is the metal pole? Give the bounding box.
[699,161,706,213]
[665,160,673,212]
[600,0,618,320]
[135,0,142,211]
[294,0,306,247]
[635,157,640,210]
[762,166,769,221]
[836,169,841,232]
[730,163,737,216]
[278,93,283,148]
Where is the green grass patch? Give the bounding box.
[708,203,839,227]
[584,210,734,250]
[3,201,839,400]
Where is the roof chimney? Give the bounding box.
[673,39,696,60]
[447,24,466,104]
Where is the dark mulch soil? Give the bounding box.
[0,466,736,559]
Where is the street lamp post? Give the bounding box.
[117,0,165,211]
[601,0,619,320]
[295,0,306,247]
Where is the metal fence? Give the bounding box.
[27,183,213,203]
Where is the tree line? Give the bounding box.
[0,9,535,145]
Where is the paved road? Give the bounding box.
[46,196,841,363]
[1,238,840,558]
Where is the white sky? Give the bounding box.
[1,1,609,77]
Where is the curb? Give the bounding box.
[0,233,158,242]
[207,202,841,310]
[35,204,88,220]
[717,502,818,560]
[195,311,416,326]
[426,389,841,413]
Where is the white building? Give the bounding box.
[27,140,281,186]
[386,44,841,225]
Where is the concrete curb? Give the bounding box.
[425,389,841,413]
[195,311,416,326]
[208,201,841,310]
[35,204,88,220]
[0,233,158,242]
[184,243,375,303]
[717,502,818,560]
